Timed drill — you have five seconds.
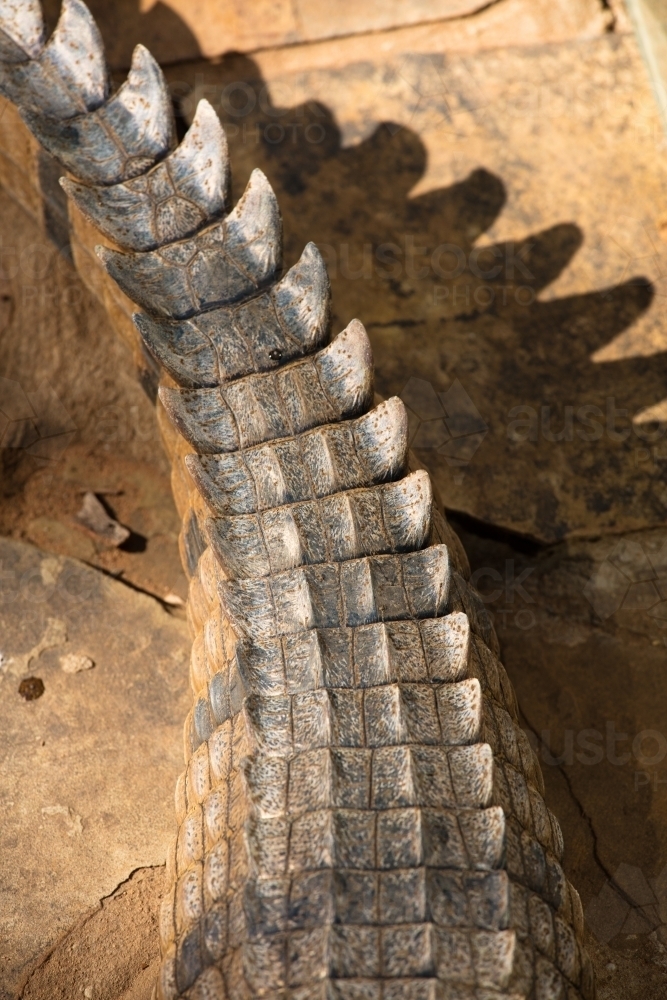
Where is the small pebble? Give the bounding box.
[18,677,44,700]
[60,654,94,674]
[84,988,93,999]
[163,592,184,607]
[606,962,616,972]
[75,492,129,547]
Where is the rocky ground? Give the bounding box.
[1,0,667,996]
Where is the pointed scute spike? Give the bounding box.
[38,0,109,115]
[272,241,330,351]
[176,99,230,208]
[224,168,282,286]
[20,42,173,185]
[381,469,433,551]
[353,397,408,482]
[0,1,44,59]
[315,319,373,416]
[0,0,108,117]
[111,43,175,166]
[61,100,227,251]
[121,43,169,111]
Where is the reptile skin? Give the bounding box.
[0,4,596,999]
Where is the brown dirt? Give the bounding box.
[20,868,164,1000]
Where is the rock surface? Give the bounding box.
[453,516,667,998]
[38,0,614,68]
[0,539,190,1000]
[21,867,164,1000]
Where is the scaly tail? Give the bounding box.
[0,3,595,999]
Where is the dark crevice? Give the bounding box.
[520,707,649,919]
[447,508,548,556]
[240,1,508,59]
[599,0,618,32]
[520,708,612,884]
[448,505,667,557]
[80,561,181,614]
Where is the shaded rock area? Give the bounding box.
[0,188,187,605]
[0,539,190,999]
[452,516,667,997]
[1,0,666,998]
[38,0,616,68]
[179,28,667,545]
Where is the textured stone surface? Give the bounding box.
[37,0,613,68]
[0,538,190,999]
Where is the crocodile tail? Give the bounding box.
[0,4,596,999]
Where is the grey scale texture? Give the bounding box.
[0,3,596,999]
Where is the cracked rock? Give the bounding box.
[0,538,190,999]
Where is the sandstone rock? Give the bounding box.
[38,0,613,69]
[0,186,186,602]
[0,539,190,999]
